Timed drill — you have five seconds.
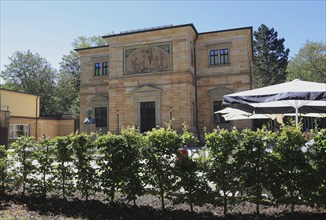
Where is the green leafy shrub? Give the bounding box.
[309,128,326,208]
[28,137,55,197]
[270,125,313,213]
[120,126,145,205]
[205,127,241,215]
[0,145,13,194]
[95,132,127,203]
[70,132,96,201]
[173,125,210,212]
[237,128,274,215]
[51,136,75,198]
[10,136,36,195]
[143,126,181,210]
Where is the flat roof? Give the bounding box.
[0,88,39,97]
[74,45,109,52]
[199,26,252,35]
[75,24,252,52]
[102,23,198,38]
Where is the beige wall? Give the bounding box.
[195,28,253,135]
[0,89,39,118]
[79,25,197,134]
[9,116,75,141]
[38,118,75,139]
[78,24,253,138]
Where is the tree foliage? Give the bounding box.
[56,35,108,117]
[0,50,57,116]
[1,35,108,117]
[286,41,326,83]
[56,51,81,116]
[252,24,290,88]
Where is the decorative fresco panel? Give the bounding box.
[124,42,172,74]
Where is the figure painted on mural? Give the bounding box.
[83,108,95,124]
[126,44,171,74]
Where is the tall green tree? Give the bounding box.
[252,24,290,88]
[286,41,326,83]
[1,50,58,116]
[56,35,108,117]
[56,51,81,116]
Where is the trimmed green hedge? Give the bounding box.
[1,125,325,214]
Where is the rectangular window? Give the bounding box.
[95,107,107,127]
[210,50,219,65]
[9,124,29,139]
[220,49,229,64]
[95,63,101,76]
[213,101,228,124]
[102,62,108,75]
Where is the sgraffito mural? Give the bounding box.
[124,42,172,74]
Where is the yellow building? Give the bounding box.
[0,88,75,146]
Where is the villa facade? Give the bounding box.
[76,24,253,138]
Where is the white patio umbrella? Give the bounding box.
[215,107,276,121]
[223,79,326,126]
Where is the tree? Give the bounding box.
[286,41,326,83]
[1,50,58,116]
[56,35,108,117]
[56,51,81,116]
[252,24,290,88]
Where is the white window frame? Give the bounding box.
[9,124,30,139]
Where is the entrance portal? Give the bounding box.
[140,102,156,133]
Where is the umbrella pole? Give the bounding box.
[295,107,299,127]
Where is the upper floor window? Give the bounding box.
[210,50,219,65]
[95,63,101,76]
[9,124,29,139]
[209,48,229,65]
[95,62,108,76]
[95,107,107,127]
[102,62,108,75]
[220,49,229,64]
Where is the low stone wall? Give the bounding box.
[9,116,75,141]
[38,118,75,139]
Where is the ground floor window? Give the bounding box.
[213,101,228,124]
[95,107,107,128]
[9,124,29,139]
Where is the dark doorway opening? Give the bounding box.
[140,102,156,133]
[0,127,8,148]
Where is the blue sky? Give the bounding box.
[1,0,325,74]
